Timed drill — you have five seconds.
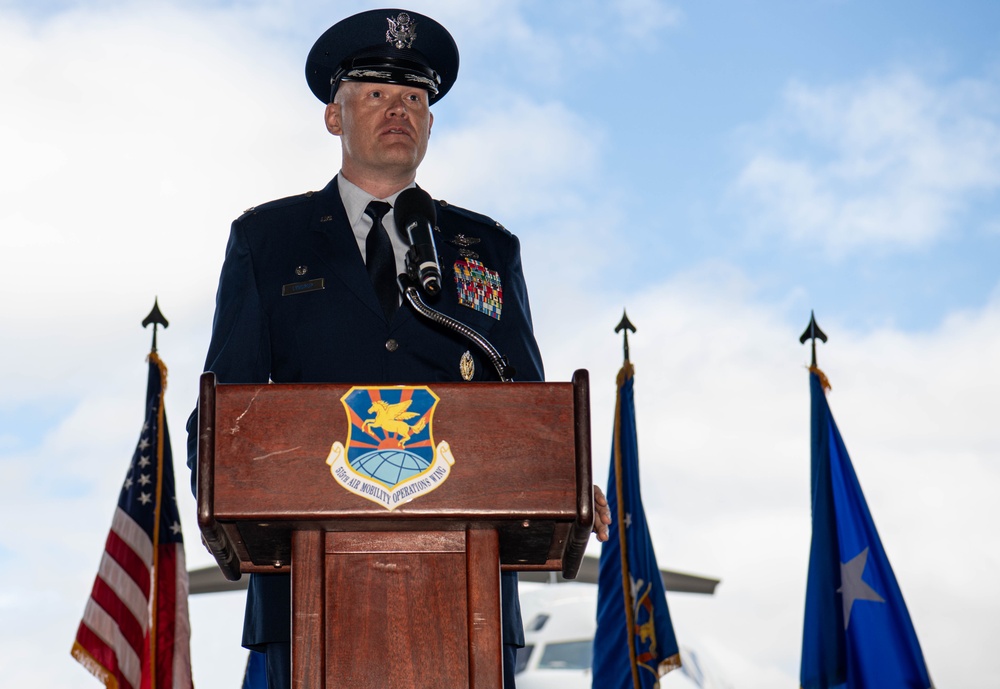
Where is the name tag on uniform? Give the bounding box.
[282,278,325,296]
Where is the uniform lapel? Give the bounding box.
[304,180,493,332]
[307,177,385,320]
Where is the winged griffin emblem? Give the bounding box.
[326,386,455,510]
[361,399,427,449]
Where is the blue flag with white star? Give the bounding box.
[593,363,680,689]
[801,370,932,689]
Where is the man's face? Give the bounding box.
[326,81,434,184]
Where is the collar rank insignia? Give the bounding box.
[386,12,418,49]
[454,257,502,320]
[326,386,455,510]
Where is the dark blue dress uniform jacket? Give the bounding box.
[186,176,544,652]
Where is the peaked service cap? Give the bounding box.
[305,9,459,105]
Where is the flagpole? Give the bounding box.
[72,299,192,689]
[142,297,169,354]
[613,313,642,689]
[144,301,169,689]
[613,367,641,689]
[594,311,681,688]
[799,311,831,391]
[798,317,933,688]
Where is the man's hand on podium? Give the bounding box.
[593,485,612,542]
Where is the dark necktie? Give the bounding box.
[364,200,397,321]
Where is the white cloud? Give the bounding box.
[421,95,604,218]
[734,70,1000,254]
[614,0,684,42]
[0,8,323,682]
[415,0,682,88]
[0,4,335,404]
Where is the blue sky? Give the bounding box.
[1,1,998,687]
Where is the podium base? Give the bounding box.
[291,529,502,689]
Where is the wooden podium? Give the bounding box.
[196,371,593,689]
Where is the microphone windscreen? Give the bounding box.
[394,187,437,234]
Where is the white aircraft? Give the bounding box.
[516,583,731,689]
[514,561,727,689]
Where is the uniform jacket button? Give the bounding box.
[385,338,399,352]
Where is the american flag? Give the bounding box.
[71,352,193,689]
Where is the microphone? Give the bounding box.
[394,187,442,296]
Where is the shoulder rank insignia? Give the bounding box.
[454,258,502,320]
[326,386,455,510]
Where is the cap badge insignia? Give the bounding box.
[295,265,308,276]
[460,351,475,381]
[386,12,418,49]
[326,386,455,511]
[454,258,502,320]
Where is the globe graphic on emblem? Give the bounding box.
[350,449,431,486]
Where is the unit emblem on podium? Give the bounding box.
[326,386,455,510]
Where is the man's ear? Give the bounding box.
[325,102,342,136]
[428,110,434,138]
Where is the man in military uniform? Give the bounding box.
[188,8,610,689]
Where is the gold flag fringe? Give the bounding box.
[808,365,831,392]
[71,641,118,689]
[658,652,683,677]
[617,361,635,386]
[144,349,168,689]
[146,351,168,391]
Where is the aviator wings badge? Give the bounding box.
[326,386,455,510]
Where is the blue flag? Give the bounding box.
[242,650,267,689]
[593,363,680,689]
[801,370,932,689]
